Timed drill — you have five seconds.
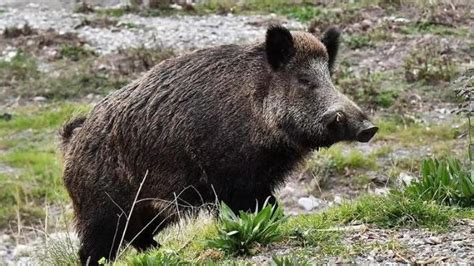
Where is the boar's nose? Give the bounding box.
[356,122,378,142]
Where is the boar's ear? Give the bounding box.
[320,27,340,75]
[266,25,295,70]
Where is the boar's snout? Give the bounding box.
[322,108,378,144]
[355,121,378,143]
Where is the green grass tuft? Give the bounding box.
[204,199,286,255]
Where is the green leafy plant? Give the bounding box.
[405,158,474,207]
[122,251,183,266]
[204,198,286,255]
[271,255,309,266]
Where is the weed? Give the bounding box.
[405,158,473,207]
[3,24,35,38]
[308,7,362,33]
[35,231,80,266]
[404,44,458,84]
[0,51,39,83]
[345,35,374,49]
[336,67,402,109]
[59,44,96,61]
[75,17,119,29]
[74,2,94,13]
[121,251,183,266]
[344,23,395,50]
[400,21,469,37]
[271,255,309,266]
[94,5,142,17]
[197,0,237,14]
[204,199,286,255]
[276,5,322,22]
[119,22,139,29]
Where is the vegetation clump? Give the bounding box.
[405,158,473,207]
[204,199,286,255]
[2,24,35,38]
[404,44,458,84]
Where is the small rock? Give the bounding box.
[33,96,47,103]
[1,234,11,242]
[352,22,362,31]
[425,236,442,245]
[4,50,18,62]
[170,4,183,10]
[398,172,414,186]
[297,196,323,211]
[374,187,389,195]
[12,244,32,258]
[361,19,372,30]
[26,39,35,46]
[333,195,343,205]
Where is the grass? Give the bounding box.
[0,104,91,226]
[304,144,377,179]
[112,188,471,265]
[375,117,462,146]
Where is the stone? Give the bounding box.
[398,172,414,186]
[297,196,323,211]
[33,96,47,103]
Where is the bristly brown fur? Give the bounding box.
[61,25,372,266]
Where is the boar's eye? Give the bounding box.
[298,77,311,85]
[297,75,315,87]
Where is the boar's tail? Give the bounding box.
[59,116,86,154]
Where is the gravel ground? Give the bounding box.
[0,5,304,53]
[251,221,474,264]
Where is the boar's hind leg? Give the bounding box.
[125,208,170,252]
[78,215,122,266]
